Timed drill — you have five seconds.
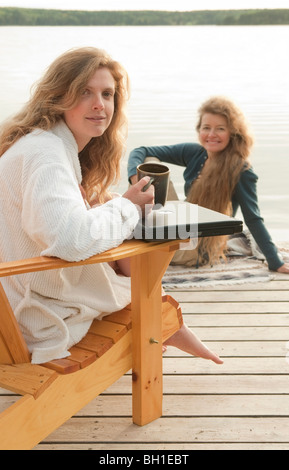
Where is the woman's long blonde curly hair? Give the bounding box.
[0,47,130,204]
[186,96,254,266]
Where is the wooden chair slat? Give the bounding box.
[163,295,183,325]
[76,333,114,357]
[161,295,183,343]
[42,358,81,375]
[104,307,132,329]
[88,319,128,343]
[67,346,97,368]
[0,363,58,399]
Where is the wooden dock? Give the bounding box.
[1,274,289,450]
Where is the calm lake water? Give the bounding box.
[0,25,289,238]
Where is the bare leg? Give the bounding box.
[164,323,223,365]
[109,258,131,277]
[116,258,131,277]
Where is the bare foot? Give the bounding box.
[164,323,223,365]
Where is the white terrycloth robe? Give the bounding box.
[0,120,140,364]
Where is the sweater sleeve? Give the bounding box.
[234,168,284,271]
[127,143,195,182]
[21,160,140,262]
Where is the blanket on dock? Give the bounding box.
[162,232,289,290]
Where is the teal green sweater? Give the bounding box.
[128,142,284,271]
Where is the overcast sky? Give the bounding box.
[0,0,289,10]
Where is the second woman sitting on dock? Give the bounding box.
[128,96,289,274]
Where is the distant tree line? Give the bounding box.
[1,8,289,26]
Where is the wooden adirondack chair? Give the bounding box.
[0,238,185,450]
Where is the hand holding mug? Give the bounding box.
[123,176,155,216]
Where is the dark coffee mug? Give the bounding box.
[137,162,170,207]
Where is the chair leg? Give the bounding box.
[130,249,176,426]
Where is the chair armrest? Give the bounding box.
[0,239,184,278]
